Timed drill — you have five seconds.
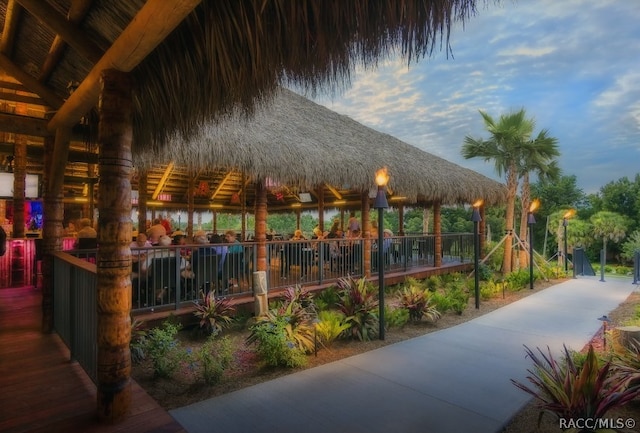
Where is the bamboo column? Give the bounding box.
[255,179,267,272]
[187,173,194,237]
[362,192,371,277]
[434,201,442,267]
[95,69,133,422]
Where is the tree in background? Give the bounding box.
[590,211,629,263]
[463,108,534,274]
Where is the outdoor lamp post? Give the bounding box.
[528,199,540,290]
[471,200,483,309]
[374,167,389,340]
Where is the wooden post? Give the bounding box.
[96,69,133,423]
[187,173,194,237]
[12,132,26,239]
[434,201,442,267]
[255,179,267,272]
[41,126,69,333]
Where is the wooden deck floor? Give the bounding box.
[0,286,185,433]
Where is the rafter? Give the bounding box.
[48,0,203,131]
[15,0,103,64]
[39,0,96,82]
[0,54,63,109]
[0,0,22,55]
[0,112,50,136]
[152,161,174,200]
[325,183,343,200]
[210,170,234,200]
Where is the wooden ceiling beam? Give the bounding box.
[210,170,234,200]
[0,91,45,105]
[39,0,95,82]
[0,112,50,136]
[0,0,21,55]
[48,0,203,130]
[15,0,103,64]
[151,161,174,199]
[0,142,98,163]
[325,183,343,200]
[0,54,63,108]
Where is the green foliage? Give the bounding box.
[191,335,233,385]
[144,321,185,378]
[314,286,341,311]
[315,310,350,346]
[385,306,410,328]
[424,275,442,291]
[247,316,307,368]
[622,305,640,327]
[193,291,236,336]
[477,262,493,281]
[512,345,640,426]
[479,280,502,300]
[336,276,379,341]
[504,270,532,291]
[247,285,317,358]
[396,282,441,322]
[621,230,640,262]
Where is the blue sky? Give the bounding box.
[305,0,640,195]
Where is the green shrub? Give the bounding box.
[247,316,307,368]
[477,263,493,281]
[385,306,410,329]
[193,291,236,336]
[144,320,185,378]
[192,335,233,384]
[315,310,350,346]
[424,275,442,291]
[504,269,531,291]
[396,283,440,322]
[479,280,501,300]
[336,276,379,341]
[130,316,147,364]
[430,291,452,313]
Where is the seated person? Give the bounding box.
[146,218,167,245]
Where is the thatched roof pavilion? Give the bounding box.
[0,0,490,423]
[139,88,506,209]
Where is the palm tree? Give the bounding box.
[462,109,533,273]
[590,211,629,264]
[517,130,560,269]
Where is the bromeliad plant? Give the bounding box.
[193,291,235,336]
[336,276,379,341]
[246,285,317,366]
[511,344,640,430]
[396,280,441,323]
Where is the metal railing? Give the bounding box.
[53,252,98,384]
[63,233,473,314]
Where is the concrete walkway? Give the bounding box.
[170,276,638,433]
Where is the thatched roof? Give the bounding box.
[136,88,506,207]
[0,0,482,148]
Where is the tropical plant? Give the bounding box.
[590,211,629,263]
[385,306,410,328]
[193,291,236,336]
[315,310,350,346]
[336,276,379,341]
[463,108,535,273]
[247,316,308,368]
[247,285,317,355]
[315,286,341,311]
[191,335,233,385]
[511,344,640,428]
[396,283,441,322]
[130,316,147,364]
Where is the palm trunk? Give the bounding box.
[518,173,530,269]
[502,167,518,274]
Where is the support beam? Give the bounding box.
[48,0,203,130]
[210,170,233,200]
[0,53,63,108]
[15,0,103,64]
[0,0,22,55]
[0,112,50,136]
[325,183,343,200]
[0,91,46,105]
[151,161,174,200]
